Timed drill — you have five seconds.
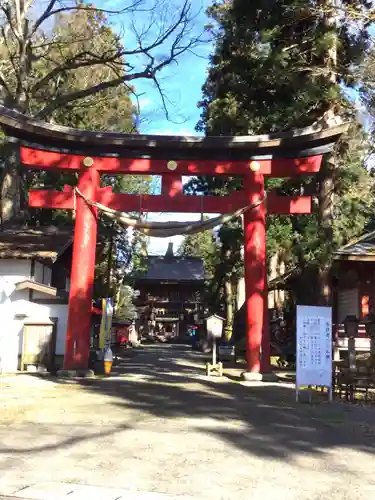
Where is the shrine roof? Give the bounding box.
[334,231,375,261]
[0,106,349,160]
[134,255,205,283]
[0,225,73,261]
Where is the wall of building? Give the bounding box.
[0,259,68,373]
[49,304,68,355]
[0,259,31,283]
[334,261,375,323]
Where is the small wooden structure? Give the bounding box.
[334,316,375,402]
[20,319,56,371]
[333,230,375,325]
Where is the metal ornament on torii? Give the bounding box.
[0,106,347,375]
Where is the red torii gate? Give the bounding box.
[0,106,347,377]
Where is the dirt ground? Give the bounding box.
[2,345,375,499]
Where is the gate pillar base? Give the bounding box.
[241,371,279,383]
[57,369,95,379]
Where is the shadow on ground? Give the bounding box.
[22,345,375,462]
[0,423,129,454]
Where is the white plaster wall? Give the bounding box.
[0,260,31,283]
[0,265,30,373]
[49,304,68,355]
[31,290,59,300]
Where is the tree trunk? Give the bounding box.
[318,152,335,305]
[0,139,24,226]
[317,0,338,306]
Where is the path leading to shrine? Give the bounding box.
[1,345,375,500]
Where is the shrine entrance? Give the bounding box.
[0,105,347,377]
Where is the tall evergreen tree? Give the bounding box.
[194,0,373,310]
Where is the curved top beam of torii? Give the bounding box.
[0,105,349,161]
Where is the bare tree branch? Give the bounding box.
[35,71,152,118]
[0,0,206,126]
[31,0,148,37]
[30,50,124,96]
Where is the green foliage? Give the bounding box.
[178,227,219,280]
[196,0,373,307]
[114,285,136,321]
[199,0,370,135]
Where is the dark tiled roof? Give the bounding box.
[335,230,375,258]
[136,256,205,282]
[0,226,73,261]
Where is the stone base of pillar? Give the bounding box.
[57,369,95,379]
[241,371,279,383]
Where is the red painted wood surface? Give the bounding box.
[161,175,183,196]
[243,173,269,373]
[64,166,100,371]
[29,189,312,215]
[20,146,322,177]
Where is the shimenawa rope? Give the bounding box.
[74,187,266,238]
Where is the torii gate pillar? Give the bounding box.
[64,164,100,370]
[243,171,271,377]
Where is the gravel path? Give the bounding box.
[1,345,375,499]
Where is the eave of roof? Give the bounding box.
[0,226,73,262]
[15,280,57,296]
[134,278,205,283]
[334,230,375,261]
[0,105,349,161]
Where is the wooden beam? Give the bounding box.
[161,175,183,196]
[15,280,57,296]
[334,254,375,262]
[0,104,349,156]
[21,146,322,177]
[29,188,312,215]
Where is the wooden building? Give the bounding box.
[332,230,375,326]
[0,226,73,373]
[133,243,205,339]
[267,230,375,344]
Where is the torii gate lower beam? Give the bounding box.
[25,152,318,374]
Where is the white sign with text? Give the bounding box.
[296,305,332,400]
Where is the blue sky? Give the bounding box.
[104,0,215,254]
[127,1,213,137]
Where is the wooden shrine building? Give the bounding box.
[133,243,204,339]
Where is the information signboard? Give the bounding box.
[296,305,333,402]
[206,315,224,339]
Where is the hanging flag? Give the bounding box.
[99,298,107,349]
[99,298,114,349]
[106,298,114,345]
